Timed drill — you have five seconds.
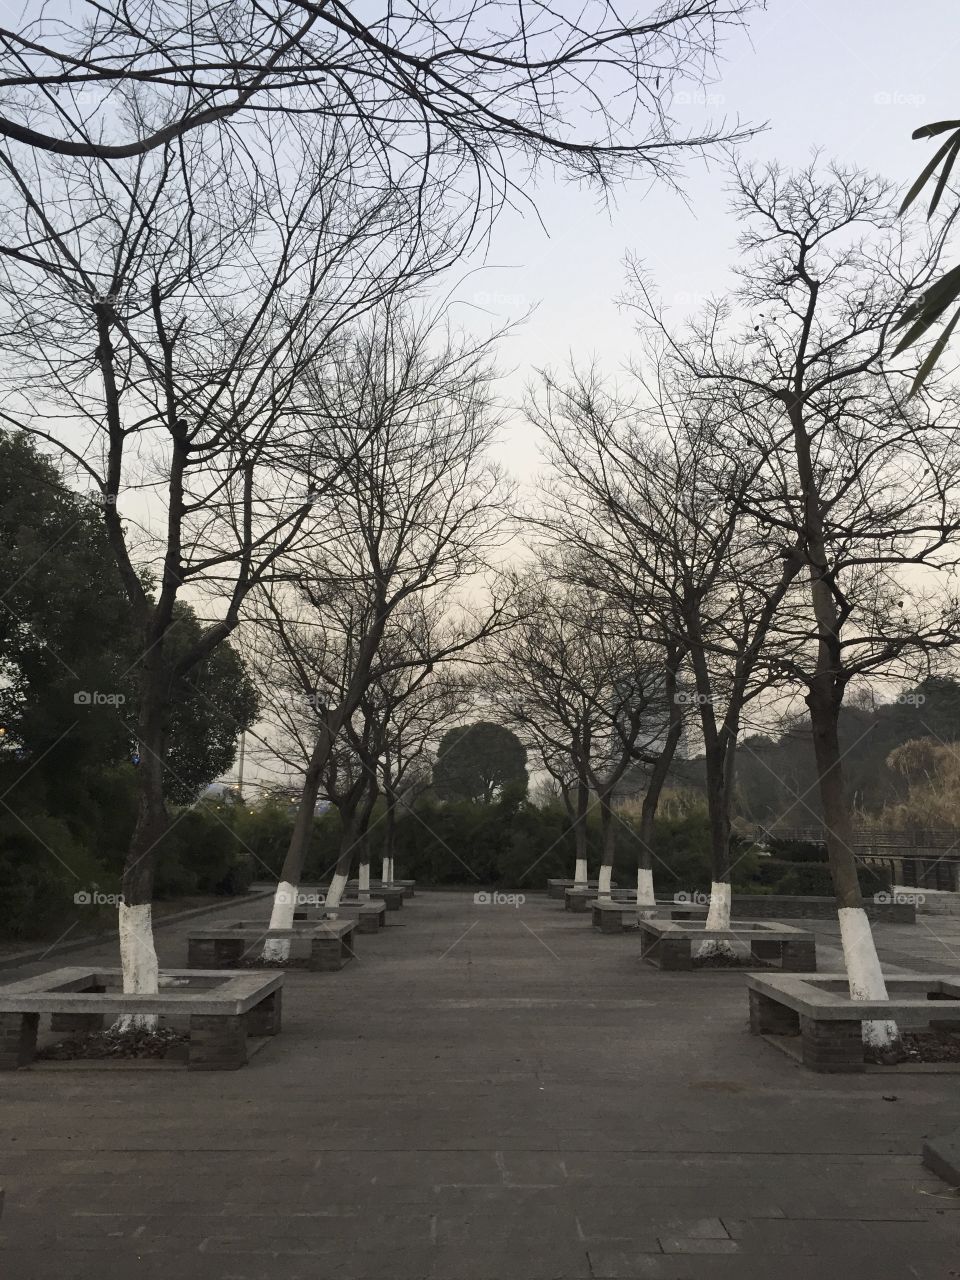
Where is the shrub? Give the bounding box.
[768,837,828,863]
[771,860,892,898]
[0,811,117,940]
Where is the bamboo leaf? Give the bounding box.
[893,263,960,345]
[912,119,960,139]
[909,304,960,396]
[928,136,960,216]
[899,130,960,214]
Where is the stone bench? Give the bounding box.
[747,972,960,1073]
[351,879,415,900]
[586,901,716,931]
[638,919,817,971]
[293,894,387,932]
[548,879,612,901]
[188,919,357,970]
[0,967,282,1071]
[564,886,630,913]
[591,899,640,932]
[327,900,387,932]
[589,899,710,933]
[364,885,404,911]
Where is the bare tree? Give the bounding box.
[319,720,381,902]
[0,129,436,1016]
[531,361,803,949]
[246,310,514,951]
[0,1,757,187]
[487,569,673,904]
[631,157,960,1043]
[359,632,475,887]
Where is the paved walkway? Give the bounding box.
[1,891,959,1279]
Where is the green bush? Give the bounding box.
[770,860,892,898]
[152,804,257,898]
[768,838,829,863]
[0,810,118,940]
[0,783,274,939]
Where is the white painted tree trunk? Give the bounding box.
[262,880,299,961]
[597,865,612,898]
[838,906,899,1050]
[381,856,390,884]
[359,860,370,898]
[387,857,394,883]
[574,857,588,886]
[116,902,160,1030]
[324,871,350,916]
[695,880,737,959]
[636,867,656,910]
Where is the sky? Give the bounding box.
[450,0,960,480]
[236,0,960,794]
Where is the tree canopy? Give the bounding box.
[432,721,528,806]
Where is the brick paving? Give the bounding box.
[1,890,959,1278]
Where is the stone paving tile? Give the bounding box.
[2,890,960,1278]
[586,1246,955,1279]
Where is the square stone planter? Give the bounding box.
[355,879,416,899]
[365,886,404,911]
[294,897,387,932]
[326,901,387,933]
[187,920,357,970]
[0,967,283,1071]
[589,900,711,932]
[549,879,609,901]
[564,886,622,913]
[748,972,960,1073]
[638,919,817,972]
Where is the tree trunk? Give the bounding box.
[324,817,358,915]
[597,793,616,897]
[116,675,167,1029]
[262,724,330,960]
[696,742,735,958]
[635,807,657,910]
[790,391,899,1052]
[573,777,589,885]
[635,683,684,912]
[381,789,398,883]
[808,685,899,1051]
[356,784,378,901]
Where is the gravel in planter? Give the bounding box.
[37,1026,189,1061]
[865,1029,960,1066]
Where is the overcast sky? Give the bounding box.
[453,0,960,479]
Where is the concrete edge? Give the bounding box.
[0,890,276,972]
[922,1128,960,1185]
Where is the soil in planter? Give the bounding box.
[38,1026,189,1061]
[238,955,315,970]
[693,952,769,969]
[865,1029,960,1066]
